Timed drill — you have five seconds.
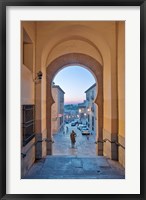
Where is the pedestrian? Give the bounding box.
[63,124,66,134]
[86,135,89,140]
[70,130,77,148]
[66,126,69,133]
[63,127,65,134]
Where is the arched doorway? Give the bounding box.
[46,53,103,156]
[51,65,97,156]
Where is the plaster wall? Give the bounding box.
[117,22,125,167]
[21,64,35,177]
[103,22,118,160]
[23,44,33,72]
[23,22,47,158]
[102,22,125,163]
[21,22,36,176]
[21,64,34,105]
[22,21,36,43]
[117,22,125,138]
[41,66,47,157]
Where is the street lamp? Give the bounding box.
[79,109,81,113]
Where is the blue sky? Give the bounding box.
[53,66,96,104]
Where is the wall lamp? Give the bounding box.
[33,71,43,83]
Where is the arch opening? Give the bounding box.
[50,65,98,156]
[46,53,103,156]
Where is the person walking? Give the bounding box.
[63,124,66,134]
[86,135,89,140]
[63,127,65,134]
[66,126,69,134]
[70,130,77,148]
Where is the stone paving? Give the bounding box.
[24,124,125,179]
[52,123,97,156]
[24,155,125,179]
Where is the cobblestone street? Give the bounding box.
[24,124,125,179]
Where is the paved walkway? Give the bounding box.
[24,124,125,179]
[52,124,96,156]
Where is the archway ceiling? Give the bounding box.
[41,24,111,69]
[46,39,103,66]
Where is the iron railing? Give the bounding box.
[95,138,125,149]
[22,105,35,146]
[21,138,54,158]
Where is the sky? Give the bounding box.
[53,66,96,104]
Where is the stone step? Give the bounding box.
[24,155,125,179]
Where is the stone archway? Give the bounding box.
[46,53,103,156]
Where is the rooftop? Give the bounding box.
[52,85,65,94]
[85,83,96,93]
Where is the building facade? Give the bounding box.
[78,100,88,124]
[85,83,97,134]
[51,85,65,134]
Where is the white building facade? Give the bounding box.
[51,85,65,134]
[85,83,97,134]
[78,100,88,125]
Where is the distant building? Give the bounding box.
[51,85,65,134]
[64,110,78,123]
[85,83,97,133]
